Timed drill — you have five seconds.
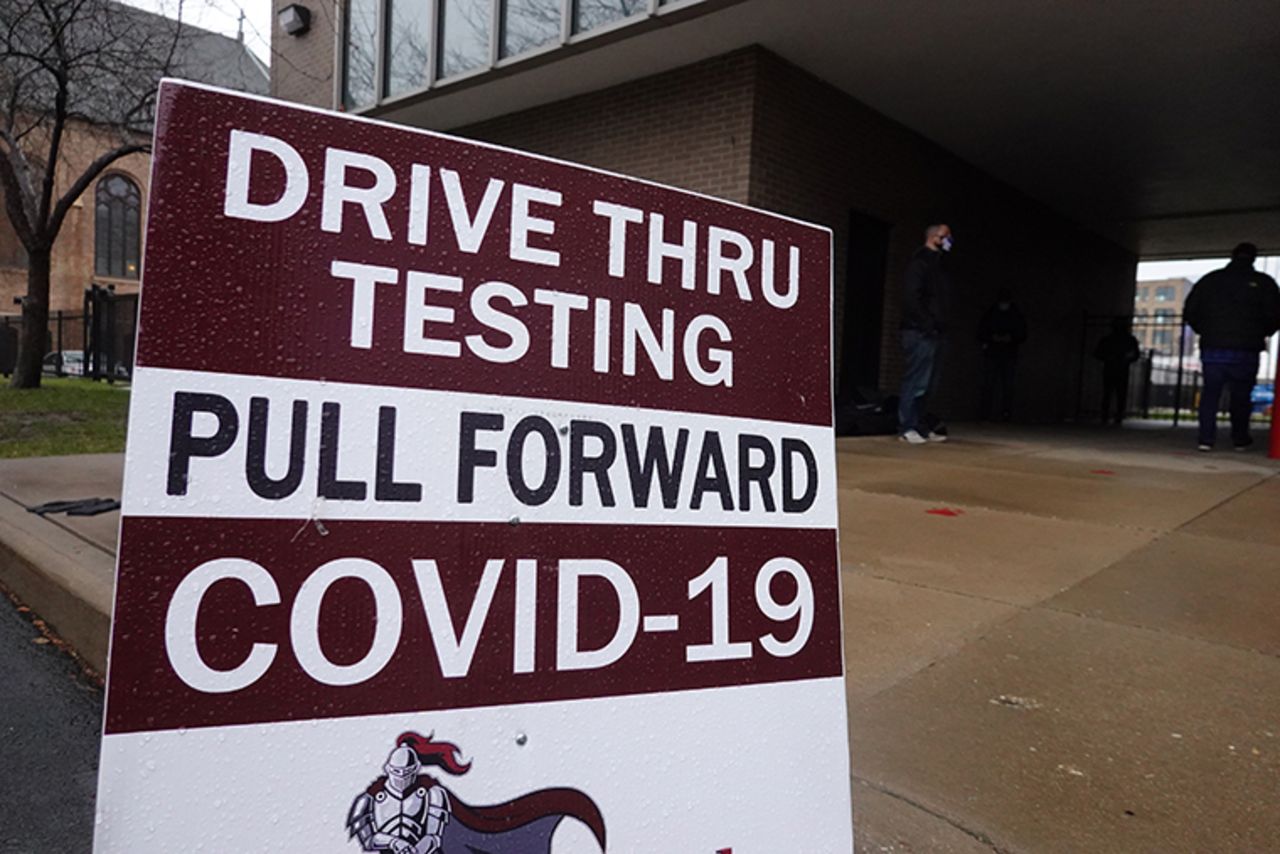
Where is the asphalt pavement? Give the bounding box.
[0,591,102,854]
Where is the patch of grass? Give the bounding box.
[0,377,130,458]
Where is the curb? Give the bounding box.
[0,495,114,673]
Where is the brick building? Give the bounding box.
[269,0,1280,423]
[1133,277,1194,358]
[0,6,268,322]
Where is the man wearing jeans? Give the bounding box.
[1183,242,1280,451]
[898,223,953,444]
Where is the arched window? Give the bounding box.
[95,174,141,279]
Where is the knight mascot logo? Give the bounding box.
[346,731,607,853]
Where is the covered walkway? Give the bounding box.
[840,425,1280,851]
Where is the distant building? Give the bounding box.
[1133,276,1195,358]
[0,4,269,318]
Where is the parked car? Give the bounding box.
[41,350,131,380]
[1253,382,1275,415]
[42,350,85,376]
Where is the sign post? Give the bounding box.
[94,81,853,852]
[1269,348,1279,459]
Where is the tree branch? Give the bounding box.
[47,140,146,237]
[29,0,69,230]
[0,124,41,243]
[0,147,37,249]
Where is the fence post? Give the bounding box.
[1270,347,1280,460]
[105,288,117,385]
[1140,349,1153,419]
[90,285,103,381]
[82,286,90,376]
[87,286,96,381]
[1173,318,1186,427]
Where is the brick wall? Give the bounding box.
[458,50,756,204]
[271,0,338,109]
[0,122,149,317]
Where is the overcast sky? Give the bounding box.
[119,0,273,65]
[1138,256,1280,283]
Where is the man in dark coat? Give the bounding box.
[898,223,952,444]
[1183,242,1280,451]
[1093,317,1140,425]
[977,288,1028,420]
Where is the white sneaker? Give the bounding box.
[899,430,927,445]
[926,430,948,443]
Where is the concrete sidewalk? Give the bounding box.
[0,454,119,672]
[841,424,1280,852]
[0,425,1277,852]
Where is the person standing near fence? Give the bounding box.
[1183,242,1280,451]
[977,288,1027,421]
[1093,317,1140,425]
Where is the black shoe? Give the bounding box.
[1233,436,1254,452]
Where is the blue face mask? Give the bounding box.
[940,236,953,252]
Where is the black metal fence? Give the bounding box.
[1077,312,1277,424]
[0,284,138,382]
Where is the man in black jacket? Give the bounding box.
[897,223,952,444]
[1183,242,1280,451]
[977,288,1028,421]
[1093,317,1141,426]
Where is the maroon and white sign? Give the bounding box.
[95,81,852,853]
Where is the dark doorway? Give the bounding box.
[839,211,891,399]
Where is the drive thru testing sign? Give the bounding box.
[95,81,853,852]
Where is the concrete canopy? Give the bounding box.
[376,0,1280,259]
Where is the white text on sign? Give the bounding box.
[223,130,808,385]
[162,387,822,518]
[164,554,816,693]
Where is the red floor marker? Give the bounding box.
[926,508,964,517]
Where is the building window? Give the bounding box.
[1155,285,1175,302]
[94,174,140,279]
[386,0,431,96]
[440,0,492,78]
[574,0,646,34]
[502,0,561,58]
[344,0,705,108]
[344,0,379,108]
[1154,309,1174,324]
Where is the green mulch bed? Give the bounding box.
[0,377,130,458]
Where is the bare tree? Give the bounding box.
[0,0,182,388]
